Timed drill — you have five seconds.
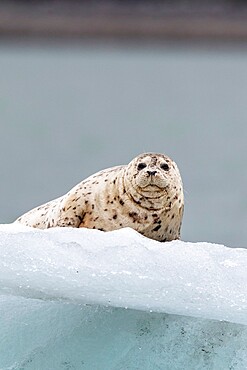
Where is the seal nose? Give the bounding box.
[147,170,157,176]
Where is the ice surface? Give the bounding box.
[0,224,246,369]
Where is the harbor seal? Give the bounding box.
[14,152,184,242]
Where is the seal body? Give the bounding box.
[15,153,184,242]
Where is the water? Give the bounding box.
[0,41,246,248]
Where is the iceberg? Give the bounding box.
[0,224,246,370]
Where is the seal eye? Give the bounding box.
[137,163,147,171]
[160,163,169,171]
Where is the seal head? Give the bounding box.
[123,153,182,211]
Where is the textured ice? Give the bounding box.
[0,224,246,370]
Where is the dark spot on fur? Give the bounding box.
[104,209,108,212]
[119,199,124,206]
[92,204,95,209]
[171,214,175,219]
[151,156,158,165]
[76,214,84,222]
[113,179,116,184]
[98,228,105,231]
[113,214,117,220]
[153,225,161,232]
[129,211,137,217]
[129,212,139,222]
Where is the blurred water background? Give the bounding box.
[0,1,247,249]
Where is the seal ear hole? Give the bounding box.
[137,163,147,171]
[160,163,169,171]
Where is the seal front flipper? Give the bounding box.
[54,189,86,228]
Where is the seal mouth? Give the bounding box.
[136,184,167,200]
[137,176,168,190]
[141,183,165,190]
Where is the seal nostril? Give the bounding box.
[147,170,157,176]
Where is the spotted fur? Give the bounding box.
[14,153,184,242]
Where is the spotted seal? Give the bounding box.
[14,153,184,242]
